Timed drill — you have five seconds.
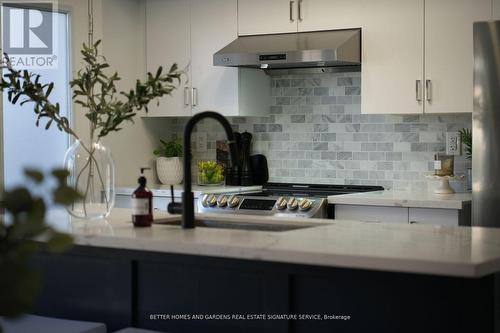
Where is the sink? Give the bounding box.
[155,218,317,232]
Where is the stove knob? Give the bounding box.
[228,195,240,208]
[276,197,287,210]
[287,197,298,210]
[299,199,313,211]
[217,194,228,207]
[207,194,218,207]
[201,194,210,207]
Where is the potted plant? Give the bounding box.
[459,128,472,190]
[153,139,184,185]
[0,40,183,219]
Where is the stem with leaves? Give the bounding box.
[1,40,184,215]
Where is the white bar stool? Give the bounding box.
[113,328,167,333]
[0,314,106,333]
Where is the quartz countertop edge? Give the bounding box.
[328,190,472,209]
[47,208,500,279]
[71,232,484,278]
[116,184,262,197]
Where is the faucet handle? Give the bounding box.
[170,185,175,203]
[167,185,182,215]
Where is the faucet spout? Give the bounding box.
[172,111,237,229]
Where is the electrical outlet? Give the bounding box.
[446,132,461,156]
[195,132,207,152]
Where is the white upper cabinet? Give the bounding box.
[238,0,361,35]
[146,0,191,117]
[424,0,490,113]
[238,0,298,35]
[362,0,491,114]
[297,0,362,32]
[361,0,425,114]
[190,0,239,115]
[146,0,269,117]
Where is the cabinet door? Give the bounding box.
[190,0,239,116]
[146,0,191,117]
[238,0,298,35]
[335,205,409,224]
[424,0,491,113]
[297,0,362,32]
[494,0,500,18]
[361,0,424,114]
[408,208,459,226]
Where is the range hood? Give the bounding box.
[214,29,361,70]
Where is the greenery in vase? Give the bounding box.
[459,128,472,160]
[153,139,183,158]
[0,169,81,332]
[198,160,225,185]
[0,40,183,213]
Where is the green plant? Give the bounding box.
[0,169,81,332]
[153,139,183,158]
[0,40,183,214]
[459,128,472,160]
[198,160,225,184]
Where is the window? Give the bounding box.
[2,7,70,191]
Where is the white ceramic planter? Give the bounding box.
[156,157,183,185]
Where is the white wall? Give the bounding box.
[100,0,177,186]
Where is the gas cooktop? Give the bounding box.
[258,182,385,197]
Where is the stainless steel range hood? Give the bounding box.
[214,29,361,70]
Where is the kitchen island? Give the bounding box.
[32,209,500,333]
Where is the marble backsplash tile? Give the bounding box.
[169,72,472,191]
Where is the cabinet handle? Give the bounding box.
[184,87,190,106]
[192,87,198,107]
[425,79,432,102]
[298,0,303,21]
[415,80,422,102]
[289,1,294,22]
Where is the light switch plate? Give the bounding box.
[446,132,461,156]
[195,132,207,152]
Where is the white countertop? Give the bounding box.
[328,190,472,209]
[116,184,262,198]
[46,208,500,278]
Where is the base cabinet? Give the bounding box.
[409,208,460,226]
[32,248,498,333]
[334,204,471,226]
[334,205,408,224]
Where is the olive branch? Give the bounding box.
[1,40,183,142]
[0,40,184,215]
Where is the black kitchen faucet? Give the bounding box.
[168,111,238,228]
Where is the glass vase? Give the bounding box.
[64,140,115,220]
